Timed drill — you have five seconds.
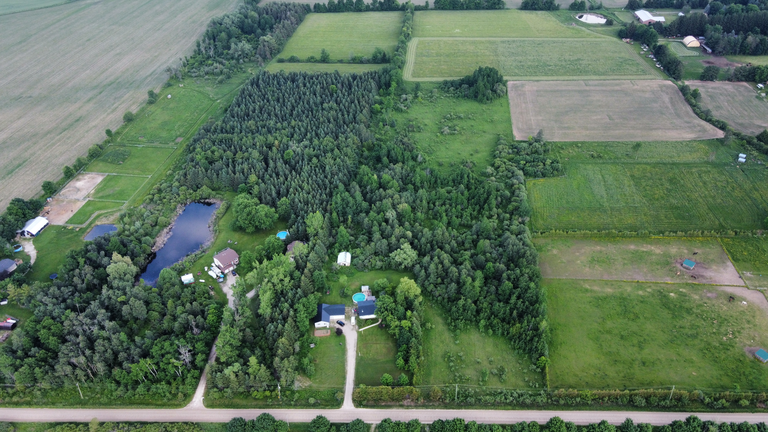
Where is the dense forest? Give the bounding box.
[311,0,412,12]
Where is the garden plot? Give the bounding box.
[689,81,768,135]
[508,80,724,141]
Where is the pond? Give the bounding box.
[84,224,117,241]
[140,202,218,286]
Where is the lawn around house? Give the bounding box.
[547,278,768,391]
[27,226,86,282]
[325,269,412,307]
[356,323,404,386]
[305,328,346,389]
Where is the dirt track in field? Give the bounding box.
[507,80,724,141]
[0,0,239,210]
[689,80,768,135]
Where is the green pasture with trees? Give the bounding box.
[547,278,768,391]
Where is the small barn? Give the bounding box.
[357,300,377,320]
[634,10,665,24]
[213,248,239,273]
[314,303,345,328]
[683,36,700,48]
[0,259,18,282]
[755,349,768,363]
[337,251,351,267]
[17,217,48,238]
[682,259,696,270]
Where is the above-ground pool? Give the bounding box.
[352,293,366,303]
[12,244,22,253]
[276,231,289,240]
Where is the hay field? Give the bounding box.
[276,12,402,62]
[0,0,239,210]
[689,81,768,135]
[408,38,656,80]
[413,10,598,38]
[507,80,724,141]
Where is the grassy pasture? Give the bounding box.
[306,328,346,389]
[409,39,654,80]
[120,87,214,144]
[0,0,239,210]
[720,237,768,290]
[86,146,176,176]
[551,140,732,163]
[413,10,598,39]
[265,63,384,74]
[689,81,768,135]
[535,237,743,285]
[66,200,123,225]
[547,279,768,390]
[422,304,542,389]
[727,55,768,66]
[277,12,402,62]
[528,163,768,232]
[356,325,404,386]
[391,86,512,172]
[88,175,147,201]
[507,80,723,141]
[28,226,85,282]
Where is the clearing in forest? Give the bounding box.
[535,237,744,285]
[547,279,768,390]
[0,0,239,210]
[689,81,768,135]
[276,12,402,62]
[86,146,176,176]
[507,80,724,141]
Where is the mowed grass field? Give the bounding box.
[667,41,702,57]
[89,175,148,201]
[265,63,384,74]
[507,80,723,141]
[356,325,404,386]
[408,38,656,80]
[66,200,123,225]
[307,329,346,389]
[689,81,768,135]
[0,0,239,210]
[721,237,768,290]
[413,10,598,39]
[86,146,176,176]
[535,237,744,285]
[120,87,214,144]
[277,12,402,62]
[547,279,768,390]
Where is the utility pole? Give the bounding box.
[455,384,458,402]
[278,383,281,400]
[668,385,675,402]
[76,383,83,399]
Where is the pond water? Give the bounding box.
[84,224,117,241]
[140,202,218,286]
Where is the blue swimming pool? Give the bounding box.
[276,230,289,240]
[352,293,366,303]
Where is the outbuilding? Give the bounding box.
[683,36,700,48]
[337,251,351,267]
[181,274,195,285]
[314,303,345,328]
[18,217,48,238]
[0,259,17,282]
[0,320,17,331]
[682,259,696,270]
[214,248,239,274]
[756,349,768,363]
[634,10,666,24]
[357,300,378,320]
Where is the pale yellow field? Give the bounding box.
[0,0,239,210]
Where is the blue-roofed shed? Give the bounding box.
[682,259,696,270]
[755,349,768,363]
[357,300,377,319]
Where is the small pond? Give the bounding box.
[140,202,218,286]
[84,224,117,241]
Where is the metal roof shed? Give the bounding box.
[682,259,696,270]
[756,349,768,363]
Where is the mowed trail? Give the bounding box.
[0,0,239,210]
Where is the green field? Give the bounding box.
[720,237,768,289]
[548,279,768,390]
[409,38,654,80]
[413,10,599,39]
[265,63,385,74]
[307,329,346,389]
[391,85,511,171]
[66,200,123,225]
[120,87,214,143]
[727,55,768,66]
[87,146,176,176]
[422,304,541,388]
[28,226,86,282]
[356,324,405,386]
[89,175,148,201]
[552,140,732,163]
[667,41,701,57]
[535,237,743,285]
[277,12,402,62]
[528,163,768,232]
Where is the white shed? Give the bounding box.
[337,251,351,267]
[18,217,49,237]
[181,274,195,285]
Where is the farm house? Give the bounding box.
[682,259,696,270]
[314,303,345,328]
[213,247,239,273]
[683,36,700,48]
[634,10,665,24]
[17,216,48,237]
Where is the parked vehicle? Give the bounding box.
[336,320,345,327]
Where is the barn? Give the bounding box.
[17,216,48,238]
[634,10,665,24]
[683,36,700,48]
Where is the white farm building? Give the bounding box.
[337,251,351,267]
[683,36,700,47]
[17,217,49,238]
[634,10,665,24]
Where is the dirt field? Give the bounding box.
[45,199,87,225]
[58,173,105,200]
[0,0,239,210]
[508,80,724,141]
[689,81,768,135]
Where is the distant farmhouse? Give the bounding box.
[17,216,48,238]
[634,10,665,24]
[314,303,345,328]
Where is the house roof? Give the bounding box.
[20,217,48,235]
[756,349,768,361]
[315,303,345,323]
[0,259,16,273]
[683,259,696,268]
[634,10,665,22]
[287,240,305,253]
[214,248,239,264]
[357,300,377,317]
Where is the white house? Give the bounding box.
[18,216,48,237]
[634,10,665,24]
[314,303,345,328]
[213,248,239,273]
[337,251,351,267]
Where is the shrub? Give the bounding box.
[123,111,135,122]
[381,373,393,386]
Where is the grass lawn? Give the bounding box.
[265,62,385,74]
[356,324,405,386]
[528,163,768,232]
[720,237,768,290]
[86,145,176,176]
[66,200,124,225]
[547,278,768,390]
[413,10,599,39]
[88,174,148,201]
[410,38,653,80]
[390,86,511,172]
[727,55,768,66]
[306,328,346,389]
[277,12,402,62]
[326,269,412,306]
[551,140,733,163]
[689,81,768,135]
[422,304,542,389]
[667,41,701,57]
[27,226,86,282]
[535,237,743,285]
